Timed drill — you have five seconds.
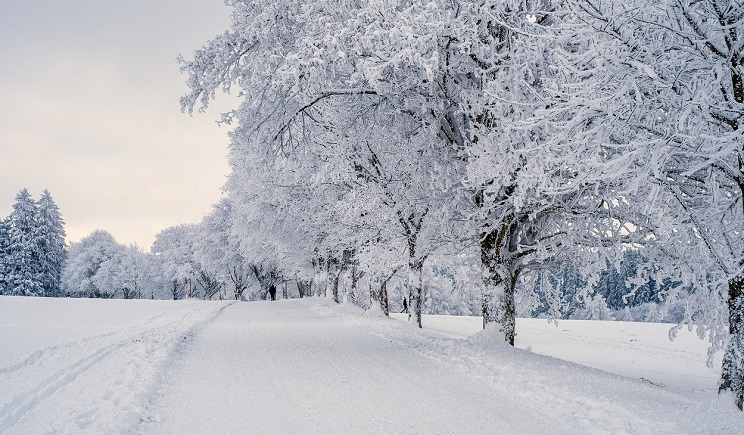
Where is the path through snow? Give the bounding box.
[142,299,738,434]
[2,297,740,434]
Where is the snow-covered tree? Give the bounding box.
[151,224,202,298]
[529,0,744,409]
[0,217,9,294]
[180,0,477,327]
[93,243,154,299]
[62,231,165,299]
[36,189,67,297]
[62,230,123,298]
[5,189,43,296]
[542,0,744,408]
[423,254,481,316]
[193,198,255,300]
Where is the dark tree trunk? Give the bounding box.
[399,209,428,328]
[349,261,364,306]
[338,249,355,304]
[296,278,312,298]
[719,149,744,408]
[369,272,393,316]
[171,280,182,300]
[408,258,425,328]
[720,274,744,410]
[332,273,340,303]
[480,222,517,346]
[379,276,390,316]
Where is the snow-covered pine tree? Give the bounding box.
[36,189,67,297]
[0,217,9,295]
[593,251,664,311]
[5,189,43,296]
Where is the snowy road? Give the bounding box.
[143,300,560,434]
[142,300,737,434]
[1,297,740,434]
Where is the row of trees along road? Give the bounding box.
[0,189,67,297]
[176,0,744,409]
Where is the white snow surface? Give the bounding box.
[1,296,741,434]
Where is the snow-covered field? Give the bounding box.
[390,313,723,400]
[0,296,740,434]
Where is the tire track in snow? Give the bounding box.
[0,301,235,434]
[0,303,197,377]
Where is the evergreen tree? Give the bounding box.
[5,189,43,296]
[594,251,673,310]
[36,190,67,297]
[0,217,9,295]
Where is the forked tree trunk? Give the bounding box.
[720,274,744,410]
[481,223,517,345]
[399,210,428,328]
[296,278,312,298]
[369,272,393,316]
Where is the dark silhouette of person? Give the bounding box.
[268,284,277,301]
[401,297,408,313]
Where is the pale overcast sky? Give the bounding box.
[0,1,236,249]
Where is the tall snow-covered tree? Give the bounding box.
[151,224,202,298]
[535,0,744,409]
[36,189,67,297]
[193,198,256,300]
[180,0,475,326]
[178,0,671,339]
[5,189,43,296]
[0,217,9,295]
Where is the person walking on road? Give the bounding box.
[268,284,277,301]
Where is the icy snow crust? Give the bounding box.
[1,296,740,434]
